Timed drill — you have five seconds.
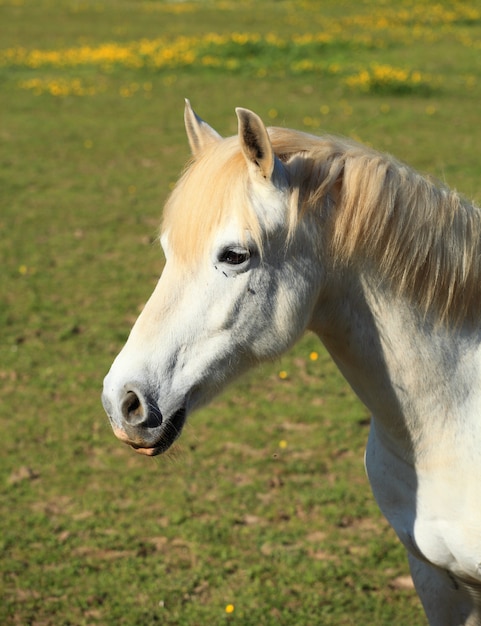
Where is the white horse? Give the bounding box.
[102,101,481,624]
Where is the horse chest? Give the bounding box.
[366,419,481,584]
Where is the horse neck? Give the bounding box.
[309,269,481,464]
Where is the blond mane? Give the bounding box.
[162,138,263,266]
[162,127,481,325]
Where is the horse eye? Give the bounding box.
[219,248,250,265]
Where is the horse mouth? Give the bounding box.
[112,406,187,457]
[129,443,164,457]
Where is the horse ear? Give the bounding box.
[236,107,274,180]
[184,99,222,156]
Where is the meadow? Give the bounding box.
[1,0,481,624]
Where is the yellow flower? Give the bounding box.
[279,440,288,449]
[278,370,288,380]
[225,603,235,614]
[309,351,319,361]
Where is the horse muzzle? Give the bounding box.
[101,385,187,456]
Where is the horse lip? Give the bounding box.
[112,406,187,456]
[129,443,163,457]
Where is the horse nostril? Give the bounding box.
[121,390,144,424]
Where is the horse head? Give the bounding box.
[102,102,324,455]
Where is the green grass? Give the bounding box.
[1,0,481,623]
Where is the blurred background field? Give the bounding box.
[1,1,480,624]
